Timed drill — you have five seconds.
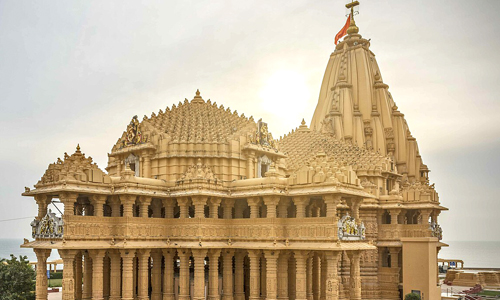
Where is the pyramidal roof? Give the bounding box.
[310,15,426,182]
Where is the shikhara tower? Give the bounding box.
[22,2,446,300]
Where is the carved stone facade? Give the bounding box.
[22,4,446,300]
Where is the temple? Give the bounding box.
[22,2,447,300]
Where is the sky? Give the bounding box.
[0,0,499,242]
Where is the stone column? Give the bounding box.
[222,199,235,219]
[248,250,261,300]
[294,251,308,300]
[320,253,327,300]
[349,199,362,222]
[247,151,255,179]
[60,192,78,216]
[83,252,92,300]
[162,249,176,300]
[137,249,151,300]
[120,195,136,218]
[120,250,135,300]
[138,196,152,218]
[288,256,296,300]
[192,196,207,218]
[108,196,121,217]
[192,249,207,300]
[306,255,313,300]
[277,252,289,300]
[324,252,341,300]
[163,199,177,219]
[277,199,290,218]
[323,195,340,218]
[178,250,191,300]
[312,255,320,300]
[264,250,280,300]
[108,250,121,300]
[59,249,77,300]
[143,153,151,178]
[91,195,107,217]
[389,209,401,225]
[89,249,106,300]
[222,249,235,300]
[263,196,279,218]
[347,251,361,300]
[103,255,110,299]
[34,248,51,300]
[247,198,261,219]
[151,250,163,300]
[293,197,309,218]
[35,195,51,220]
[75,252,83,300]
[234,250,246,300]
[420,209,432,225]
[177,198,191,219]
[208,249,221,300]
[389,248,400,269]
[261,255,267,299]
[209,198,222,218]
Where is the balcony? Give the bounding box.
[378,224,432,240]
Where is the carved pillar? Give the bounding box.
[163,199,177,219]
[277,252,289,300]
[293,197,309,218]
[151,250,163,300]
[83,252,92,300]
[103,255,110,300]
[323,195,340,218]
[320,254,327,300]
[208,249,221,300]
[91,195,107,217]
[312,254,320,300]
[294,251,308,300]
[137,249,151,300]
[120,195,136,218]
[162,249,176,300]
[60,192,78,216]
[263,196,279,218]
[222,199,235,219]
[35,195,51,220]
[347,251,361,300]
[348,199,362,222]
[152,199,162,218]
[192,249,207,300]
[261,255,267,299]
[208,198,222,218]
[389,248,400,269]
[192,196,207,218]
[248,250,262,300]
[277,198,290,218]
[108,196,121,217]
[247,151,256,179]
[389,209,401,225]
[247,197,261,219]
[177,198,191,219]
[59,249,77,300]
[143,153,151,178]
[306,255,313,300]
[420,209,432,225]
[234,250,246,300]
[222,249,235,300]
[120,250,135,300]
[34,248,51,300]
[264,250,279,300]
[324,251,341,300]
[108,250,121,300]
[137,196,151,218]
[288,255,296,300]
[89,249,106,300]
[178,250,191,300]
[75,252,83,300]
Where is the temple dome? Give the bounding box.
[310,26,426,183]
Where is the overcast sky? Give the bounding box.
[0,0,499,242]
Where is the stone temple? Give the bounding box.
[22,4,447,300]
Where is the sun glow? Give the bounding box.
[259,70,311,133]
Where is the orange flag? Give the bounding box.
[335,15,351,45]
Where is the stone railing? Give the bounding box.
[63,216,338,241]
[377,224,432,240]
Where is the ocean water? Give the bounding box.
[0,239,499,268]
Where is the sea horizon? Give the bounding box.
[1,238,499,269]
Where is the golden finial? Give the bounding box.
[196,89,200,96]
[346,0,360,35]
[76,144,81,152]
[301,118,306,126]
